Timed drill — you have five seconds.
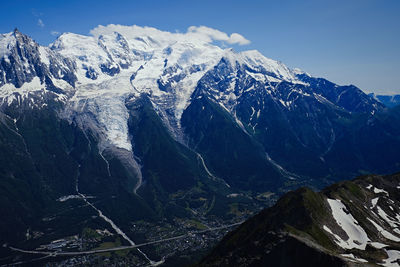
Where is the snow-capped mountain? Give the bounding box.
[1,26,306,150]
[0,24,398,190]
[0,25,399,265]
[49,25,313,149]
[0,26,385,167]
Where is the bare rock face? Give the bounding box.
[0,29,76,91]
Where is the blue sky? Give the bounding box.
[1,0,399,94]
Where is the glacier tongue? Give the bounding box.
[68,72,134,151]
[84,94,132,151]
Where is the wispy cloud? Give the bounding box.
[31,9,43,18]
[37,19,45,28]
[51,31,60,36]
[32,9,45,29]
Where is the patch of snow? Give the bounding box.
[0,77,45,103]
[374,187,389,196]
[377,206,400,228]
[381,250,400,267]
[57,195,81,202]
[369,241,388,249]
[327,198,370,250]
[323,225,350,248]
[39,46,50,65]
[340,253,368,263]
[367,218,400,242]
[371,197,379,208]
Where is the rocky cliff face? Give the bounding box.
[0,29,76,92]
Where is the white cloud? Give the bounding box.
[227,33,251,45]
[90,24,250,47]
[37,19,45,28]
[188,26,250,45]
[51,31,60,36]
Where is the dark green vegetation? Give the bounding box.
[199,172,400,266]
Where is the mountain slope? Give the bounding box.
[199,172,400,266]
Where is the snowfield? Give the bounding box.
[326,198,370,250]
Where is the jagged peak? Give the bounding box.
[0,28,39,59]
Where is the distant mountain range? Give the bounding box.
[199,172,400,266]
[0,25,399,265]
[369,93,400,108]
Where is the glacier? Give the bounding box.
[0,25,307,152]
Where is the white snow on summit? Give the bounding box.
[0,24,305,151]
[239,50,298,82]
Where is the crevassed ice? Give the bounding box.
[69,73,134,151]
[94,96,132,151]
